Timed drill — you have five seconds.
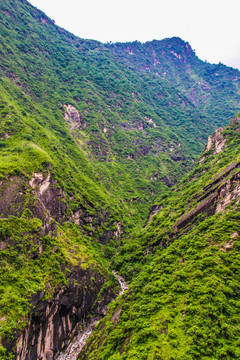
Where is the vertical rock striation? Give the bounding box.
[13,268,117,360]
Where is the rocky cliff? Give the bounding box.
[0,167,122,359]
[13,267,116,360]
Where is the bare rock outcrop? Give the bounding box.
[199,127,226,164]
[206,127,226,154]
[28,173,66,235]
[0,174,66,236]
[2,267,117,360]
[148,205,162,222]
[174,161,240,230]
[0,173,120,359]
[64,105,86,132]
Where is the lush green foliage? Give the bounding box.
[0,85,123,352]
[107,37,240,128]
[1,0,240,358]
[2,0,238,222]
[79,115,240,359]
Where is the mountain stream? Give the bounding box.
[56,271,128,360]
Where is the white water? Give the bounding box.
[112,270,128,295]
[56,319,98,360]
[56,271,128,360]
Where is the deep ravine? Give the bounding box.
[56,271,128,360]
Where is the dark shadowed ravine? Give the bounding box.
[56,272,128,360]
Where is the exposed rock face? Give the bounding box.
[28,173,66,234]
[230,116,240,127]
[0,174,66,236]
[0,174,120,359]
[206,127,226,154]
[57,271,127,360]
[114,222,122,241]
[145,117,157,128]
[0,174,117,242]
[56,318,99,360]
[148,205,162,222]
[174,161,240,230]
[0,177,25,217]
[203,127,225,154]
[28,173,116,243]
[64,105,86,132]
[11,267,117,360]
[29,173,51,195]
[215,173,240,213]
[199,127,226,164]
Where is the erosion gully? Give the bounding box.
[56,271,128,360]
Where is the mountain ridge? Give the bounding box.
[106,37,240,127]
[0,0,240,359]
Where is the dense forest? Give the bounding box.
[0,0,240,359]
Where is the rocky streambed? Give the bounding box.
[112,271,129,295]
[56,318,99,360]
[56,271,128,360]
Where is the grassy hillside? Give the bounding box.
[78,113,240,359]
[1,0,240,358]
[2,0,239,222]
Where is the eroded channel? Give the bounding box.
[56,271,128,360]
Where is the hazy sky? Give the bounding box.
[29,0,240,69]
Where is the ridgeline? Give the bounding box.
[0,0,240,359]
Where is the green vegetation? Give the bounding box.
[79,114,240,359]
[107,37,240,128]
[1,0,239,223]
[0,86,123,353]
[0,0,240,358]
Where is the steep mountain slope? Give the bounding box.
[1,0,239,222]
[0,83,125,359]
[107,37,240,127]
[78,113,240,359]
[0,0,197,219]
[1,0,240,359]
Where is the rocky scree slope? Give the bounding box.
[77,114,240,359]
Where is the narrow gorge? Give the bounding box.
[0,0,240,359]
[57,272,128,360]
